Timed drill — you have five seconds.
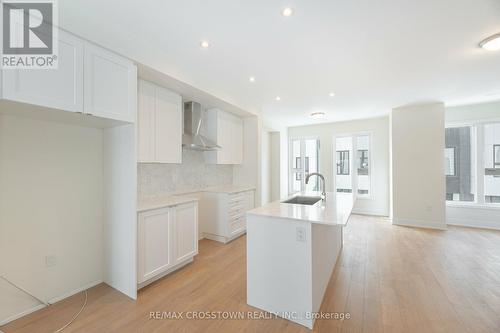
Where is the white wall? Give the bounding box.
[446,100,500,123]
[445,100,500,230]
[391,102,446,229]
[261,130,271,205]
[0,115,104,324]
[270,132,281,201]
[288,116,390,216]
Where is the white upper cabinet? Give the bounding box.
[137,79,182,163]
[1,29,137,124]
[2,30,84,113]
[137,80,156,162]
[84,42,137,122]
[155,86,183,163]
[206,109,244,165]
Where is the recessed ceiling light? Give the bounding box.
[310,112,326,120]
[200,40,210,48]
[282,7,294,17]
[329,92,336,97]
[249,76,256,83]
[275,96,281,101]
[479,33,500,51]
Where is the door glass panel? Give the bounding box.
[356,135,370,196]
[289,138,320,194]
[292,140,301,169]
[292,172,302,192]
[484,123,500,203]
[336,137,352,193]
[304,139,319,191]
[445,127,475,202]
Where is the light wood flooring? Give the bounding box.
[2,215,500,333]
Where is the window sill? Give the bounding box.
[446,202,500,210]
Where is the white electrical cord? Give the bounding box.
[53,290,88,333]
[0,275,88,332]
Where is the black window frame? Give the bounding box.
[336,150,350,175]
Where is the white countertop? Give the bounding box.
[247,192,354,226]
[137,185,255,212]
[137,195,198,213]
[202,185,256,194]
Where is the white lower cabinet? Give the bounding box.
[202,190,255,243]
[138,201,198,286]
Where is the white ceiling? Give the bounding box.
[60,0,500,128]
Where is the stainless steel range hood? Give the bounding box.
[182,101,221,151]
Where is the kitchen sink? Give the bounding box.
[282,196,322,205]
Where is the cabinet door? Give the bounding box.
[2,30,84,112]
[173,202,198,264]
[232,116,244,164]
[155,86,182,163]
[137,80,156,162]
[217,111,233,164]
[84,43,137,122]
[137,208,173,284]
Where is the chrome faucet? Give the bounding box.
[305,173,326,200]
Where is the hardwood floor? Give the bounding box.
[2,215,500,333]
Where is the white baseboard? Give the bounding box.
[446,218,500,231]
[138,258,193,290]
[48,279,102,304]
[392,218,447,230]
[0,279,102,326]
[351,211,389,218]
[203,230,246,244]
[0,304,46,326]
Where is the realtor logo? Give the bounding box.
[1,0,58,69]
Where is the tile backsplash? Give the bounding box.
[138,149,233,199]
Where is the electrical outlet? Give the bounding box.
[296,226,306,242]
[45,255,57,268]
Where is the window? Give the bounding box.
[445,148,456,176]
[336,151,349,175]
[494,144,500,168]
[484,123,500,203]
[444,122,500,205]
[334,134,371,197]
[356,135,371,196]
[445,127,475,202]
[289,138,320,193]
[358,150,369,175]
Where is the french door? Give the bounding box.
[334,134,371,198]
[289,138,320,193]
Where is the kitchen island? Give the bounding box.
[246,192,354,329]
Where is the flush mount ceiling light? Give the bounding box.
[310,112,326,120]
[249,76,256,83]
[479,33,500,51]
[281,7,294,17]
[200,40,210,48]
[329,92,336,97]
[275,96,281,101]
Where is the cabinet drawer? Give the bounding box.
[229,193,245,203]
[230,216,246,235]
